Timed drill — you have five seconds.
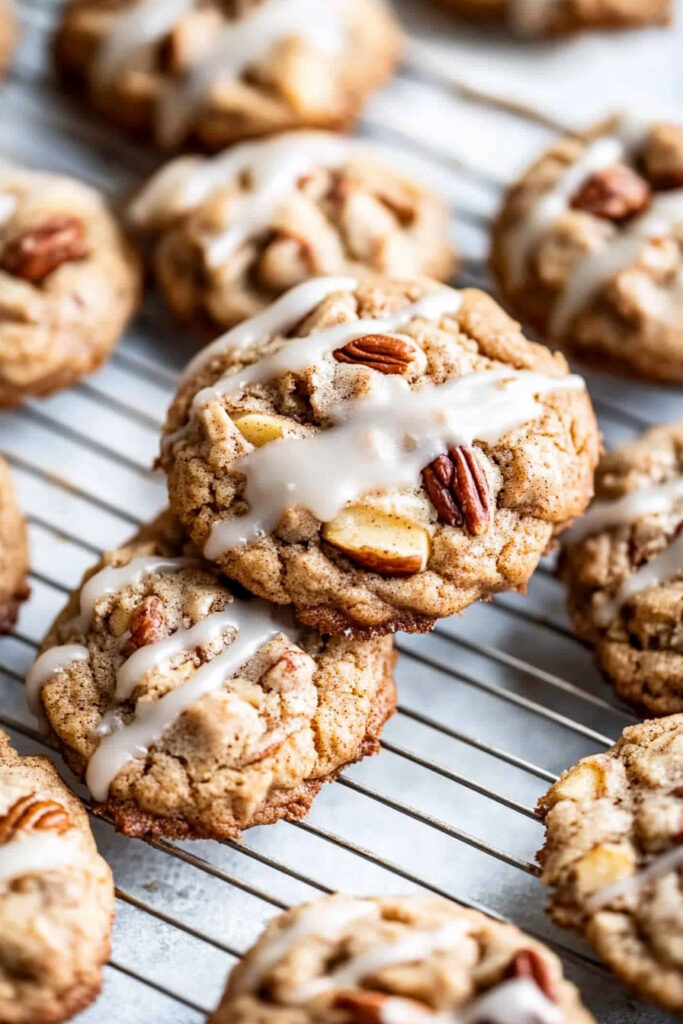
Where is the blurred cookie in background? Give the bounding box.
[492,117,683,381]
[54,0,403,152]
[437,0,669,35]
[0,456,28,633]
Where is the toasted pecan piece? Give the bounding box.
[570,165,650,221]
[1,214,89,283]
[334,334,422,375]
[0,792,70,843]
[423,445,491,536]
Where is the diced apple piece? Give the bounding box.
[233,412,291,448]
[322,504,430,576]
[574,845,636,896]
[546,760,607,807]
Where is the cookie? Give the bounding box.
[0,456,29,633]
[437,0,669,35]
[538,716,683,1015]
[54,0,402,152]
[129,131,457,336]
[492,118,683,383]
[209,892,596,1023]
[0,730,114,1024]
[0,162,141,408]
[26,511,396,840]
[0,1,16,78]
[161,275,599,638]
[559,421,683,716]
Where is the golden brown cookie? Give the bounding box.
[437,0,669,34]
[539,716,683,1016]
[209,892,596,1023]
[559,420,683,716]
[0,162,141,408]
[0,456,29,633]
[161,275,599,638]
[27,511,396,840]
[54,0,402,151]
[492,118,683,383]
[129,131,457,336]
[0,2,16,78]
[0,731,114,1024]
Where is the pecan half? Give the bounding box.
[570,166,650,221]
[504,949,557,1002]
[334,990,433,1023]
[423,446,491,536]
[122,596,166,656]
[0,793,70,843]
[1,215,89,283]
[333,334,420,376]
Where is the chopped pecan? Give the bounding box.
[423,446,491,536]
[333,334,420,375]
[122,596,166,656]
[0,793,70,843]
[334,990,433,1023]
[1,215,89,283]
[570,166,650,221]
[504,949,557,1002]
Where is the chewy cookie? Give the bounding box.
[161,275,599,638]
[539,716,683,1015]
[492,118,683,383]
[209,892,595,1023]
[0,456,29,633]
[0,162,141,408]
[129,131,456,336]
[560,421,683,716]
[0,731,114,1024]
[437,0,669,35]
[27,511,396,840]
[54,0,402,151]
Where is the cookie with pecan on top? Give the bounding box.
[209,892,595,1023]
[160,275,599,638]
[492,117,683,383]
[28,510,396,840]
[0,162,141,408]
[0,730,113,1024]
[0,456,29,633]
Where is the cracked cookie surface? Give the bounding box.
[29,511,396,840]
[130,131,456,336]
[209,892,595,1023]
[161,275,599,638]
[539,716,683,1015]
[559,420,683,716]
[54,0,402,152]
[0,456,29,633]
[492,118,683,382]
[0,730,113,1024]
[0,163,141,408]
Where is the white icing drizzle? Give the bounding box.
[586,843,683,914]
[378,978,562,1024]
[507,135,627,289]
[68,556,196,634]
[95,0,194,87]
[292,921,470,1001]
[96,0,346,147]
[191,288,463,410]
[25,645,90,720]
[179,276,357,386]
[233,898,380,995]
[86,597,291,801]
[130,132,373,266]
[116,608,240,701]
[565,475,683,545]
[0,832,83,890]
[551,188,683,335]
[0,190,16,226]
[204,368,585,559]
[594,528,683,628]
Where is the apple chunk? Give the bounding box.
[322,504,430,576]
[233,412,291,448]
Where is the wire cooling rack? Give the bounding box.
[2,2,683,1021]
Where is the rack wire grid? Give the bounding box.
[3,2,683,1022]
